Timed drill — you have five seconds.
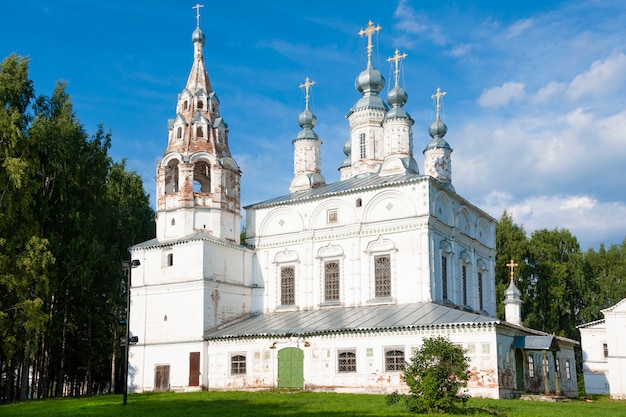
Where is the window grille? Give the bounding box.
[281,267,295,305]
[385,349,405,371]
[325,261,340,301]
[337,351,356,373]
[359,133,366,159]
[374,255,391,297]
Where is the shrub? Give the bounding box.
[388,336,470,414]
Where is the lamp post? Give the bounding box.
[122,259,140,405]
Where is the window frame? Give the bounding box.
[324,260,340,302]
[337,350,357,373]
[374,255,391,298]
[385,348,405,372]
[230,354,247,375]
[280,266,296,306]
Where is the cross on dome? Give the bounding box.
[299,77,316,109]
[358,21,381,62]
[506,259,519,282]
[387,49,408,87]
[192,3,203,26]
[431,87,447,121]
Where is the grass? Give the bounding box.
[0,391,624,417]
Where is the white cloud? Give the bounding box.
[478,192,626,249]
[566,52,626,100]
[449,43,474,58]
[565,108,593,126]
[477,82,525,107]
[392,0,445,45]
[506,19,534,38]
[531,81,567,103]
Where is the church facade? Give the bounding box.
[127,13,578,399]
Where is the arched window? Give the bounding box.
[197,100,204,109]
[176,126,182,139]
[385,349,405,371]
[183,100,188,110]
[231,354,246,375]
[167,253,174,267]
[356,198,362,207]
[374,255,391,298]
[324,261,340,301]
[337,351,356,373]
[281,266,295,306]
[196,126,203,138]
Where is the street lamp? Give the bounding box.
[121,259,140,405]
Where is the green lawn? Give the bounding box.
[1,391,624,417]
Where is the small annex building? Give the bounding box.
[127,11,578,399]
[579,298,626,399]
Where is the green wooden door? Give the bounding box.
[277,347,304,389]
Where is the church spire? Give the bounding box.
[290,77,325,192]
[380,49,418,176]
[423,87,454,191]
[341,21,387,180]
[503,260,522,326]
[155,6,241,243]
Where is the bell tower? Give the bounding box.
[155,4,241,242]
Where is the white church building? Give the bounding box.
[127,12,578,399]
[579,298,626,399]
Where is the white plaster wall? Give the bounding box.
[206,326,503,398]
[580,325,610,394]
[129,341,205,393]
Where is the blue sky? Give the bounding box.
[3,0,626,250]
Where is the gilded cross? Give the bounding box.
[387,49,408,87]
[299,77,316,108]
[192,3,203,26]
[358,21,382,60]
[506,259,519,282]
[431,87,447,120]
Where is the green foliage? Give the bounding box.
[391,336,470,414]
[0,53,154,402]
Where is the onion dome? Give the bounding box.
[504,279,522,299]
[294,107,318,141]
[355,64,385,96]
[385,84,410,119]
[423,88,451,152]
[192,26,205,45]
[340,138,351,168]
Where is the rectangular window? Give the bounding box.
[327,209,338,223]
[359,133,366,159]
[385,349,405,371]
[337,351,356,373]
[528,354,535,378]
[478,272,484,311]
[462,265,467,306]
[231,354,246,375]
[324,261,340,301]
[442,256,448,299]
[281,267,295,305]
[603,343,609,358]
[374,255,391,298]
[565,359,571,380]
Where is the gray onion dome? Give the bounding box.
[428,118,447,139]
[387,85,408,107]
[354,65,385,96]
[298,107,316,129]
[294,107,318,141]
[423,119,451,152]
[192,27,206,45]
